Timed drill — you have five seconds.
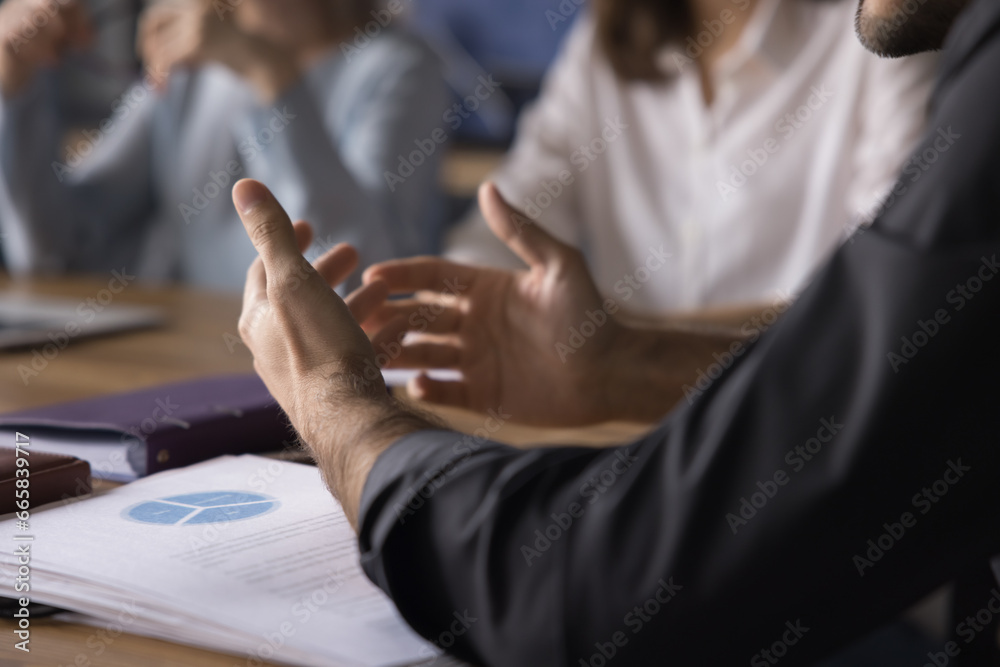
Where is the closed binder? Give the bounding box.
[0,447,91,514]
[0,375,293,479]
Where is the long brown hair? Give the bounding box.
[345,0,376,27]
[595,0,836,81]
[595,0,692,81]
[327,0,377,34]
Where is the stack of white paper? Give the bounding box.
[3,428,143,482]
[0,456,440,667]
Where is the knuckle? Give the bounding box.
[237,314,254,340]
[237,303,266,340]
[249,216,280,248]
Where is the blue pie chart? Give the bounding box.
[123,491,279,525]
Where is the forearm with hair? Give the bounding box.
[604,326,751,422]
[620,300,791,335]
[297,362,443,531]
[296,323,753,525]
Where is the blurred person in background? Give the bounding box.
[0,0,447,290]
[21,0,145,131]
[446,0,939,319]
[404,0,582,146]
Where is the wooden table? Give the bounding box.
[0,275,651,667]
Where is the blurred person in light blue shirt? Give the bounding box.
[0,0,448,290]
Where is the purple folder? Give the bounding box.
[0,375,293,477]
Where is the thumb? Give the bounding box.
[233,179,301,278]
[479,181,572,269]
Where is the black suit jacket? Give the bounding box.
[358,1,1000,664]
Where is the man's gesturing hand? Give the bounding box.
[233,179,433,528]
[361,183,628,427]
[234,179,380,427]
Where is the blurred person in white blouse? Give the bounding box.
[446,0,938,318]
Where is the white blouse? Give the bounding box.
[446,0,939,314]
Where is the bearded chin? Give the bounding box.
[854,0,966,57]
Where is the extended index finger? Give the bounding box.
[363,257,480,296]
[232,179,301,280]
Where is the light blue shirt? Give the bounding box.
[0,31,449,291]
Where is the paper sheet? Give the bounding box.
[0,455,437,667]
[1,428,142,481]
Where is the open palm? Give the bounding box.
[359,184,625,426]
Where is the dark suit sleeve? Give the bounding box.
[357,8,1000,667]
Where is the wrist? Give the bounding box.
[294,355,393,451]
[598,326,671,422]
[294,358,440,529]
[600,325,743,422]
